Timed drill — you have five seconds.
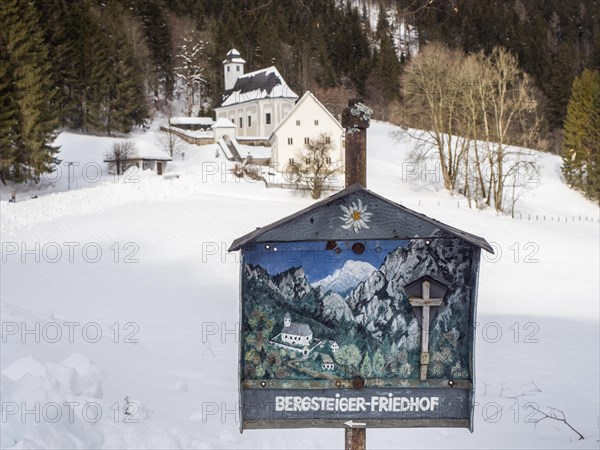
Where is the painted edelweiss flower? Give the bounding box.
[340,199,373,233]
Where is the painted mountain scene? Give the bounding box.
[241,238,475,382]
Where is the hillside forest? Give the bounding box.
[1,0,599,200]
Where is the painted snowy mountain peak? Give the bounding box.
[313,260,377,295]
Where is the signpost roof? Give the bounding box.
[229,184,493,252]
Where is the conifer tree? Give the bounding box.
[562,69,600,201]
[373,9,401,98]
[0,0,60,183]
[0,50,18,185]
[85,3,148,135]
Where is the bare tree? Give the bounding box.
[476,47,539,211]
[106,140,136,175]
[402,43,472,192]
[528,405,585,441]
[291,133,341,199]
[157,128,183,158]
[401,44,540,213]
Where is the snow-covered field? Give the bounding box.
[1,122,598,449]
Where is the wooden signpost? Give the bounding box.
[229,100,493,449]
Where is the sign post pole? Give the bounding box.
[342,98,371,450]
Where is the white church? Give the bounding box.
[214,49,298,139]
[214,49,344,172]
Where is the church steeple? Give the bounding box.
[223,49,246,90]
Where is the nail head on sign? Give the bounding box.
[352,376,365,390]
[352,242,365,255]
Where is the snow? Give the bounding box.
[313,260,377,295]
[170,117,214,126]
[213,118,236,128]
[1,121,598,449]
[237,144,271,159]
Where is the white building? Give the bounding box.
[281,312,313,346]
[104,146,172,176]
[212,118,237,141]
[268,91,344,172]
[214,49,298,139]
[321,354,335,371]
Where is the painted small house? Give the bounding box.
[321,353,335,371]
[230,183,492,431]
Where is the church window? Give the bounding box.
[266,113,271,124]
[296,120,301,126]
[288,138,293,145]
[314,120,319,126]
[304,137,310,145]
[248,115,251,127]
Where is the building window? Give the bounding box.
[236,65,240,72]
[296,120,301,126]
[248,116,251,127]
[326,157,332,164]
[314,120,319,126]
[289,158,295,164]
[239,117,243,128]
[288,138,293,145]
[325,136,331,144]
[266,113,271,125]
[227,66,230,72]
[304,137,310,145]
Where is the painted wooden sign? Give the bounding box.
[229,184,492,431]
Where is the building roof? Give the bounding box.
[282,323,312,337]
[169,117,213,126]
[217,66,298,108]
[268,91,342,142]
[228,183,493,252]
[104,145,173,163]
[321,354,334,364]
[213,118,237,128]
[223,48,246,65]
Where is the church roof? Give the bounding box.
[223,48,246,65]
[217,66,298,108]
[104,145,172,162]
[282,323,312,337]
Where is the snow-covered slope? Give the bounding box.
[0,121,598,449]
[313,260,377,295]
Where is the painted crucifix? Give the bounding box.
[408,280,444,380]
